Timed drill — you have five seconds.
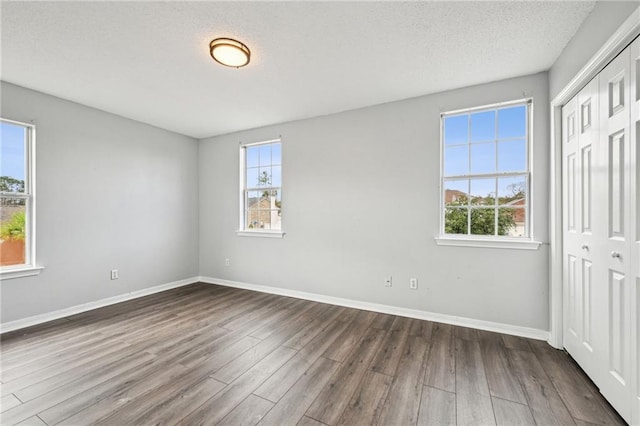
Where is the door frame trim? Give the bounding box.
[549,7,640,349]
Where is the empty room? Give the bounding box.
[1,1,639,425]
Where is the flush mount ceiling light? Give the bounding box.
[209,38,251,68]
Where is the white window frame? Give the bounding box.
[237,138,284,238]
[434,99,540,250]
[1,118,43,279]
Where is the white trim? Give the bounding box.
[0,265,44,280]
[434,236,542,250]
[443,171,529,180]
[239,139,283,233]
[439,100,533,241]
[236,230,285,238]
[0,276,199,334]
[0,117,36,129]
[0,118,37,273]
[199,276,550,341]
[442,97,532,117]
[548,105,564,349]
[240,137,281,148]
[30,122,37,269]
[551,7,640,108]
[548,7,640,349]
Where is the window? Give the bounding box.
[439,100,533,243]
[238,139,283,237]
[1,118,41,277]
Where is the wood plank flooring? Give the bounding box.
[0,283,627,425]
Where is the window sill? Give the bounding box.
[434,236,541,250]
[1,265,45,280]
[236,230,285,239]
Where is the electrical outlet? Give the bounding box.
[409,278,418,289]
[110,269,119,280]
[385,276,392,287]
[225,258,230,267]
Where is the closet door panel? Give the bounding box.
[563,35,639,426]
[629,35,639,426]
[563,77,601,384]
[563,98,582,350]
[608,130,626,238]
[598,44,632,422]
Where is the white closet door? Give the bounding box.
[562,77,601,383]
[597,44,632,422]
[628,35,640,426]
[563,39,638,424]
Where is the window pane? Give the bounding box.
[470,142,495,174]
[444,179,468,206]
[498,176,526,205]
[500,207,525,236]
[498,139,526,172]
[243,140,282,232]
[259,144,271,166]
[440,103,528,240]
[0,197,26,266]
[260,213,272,230]
[470,178,495,206]
[271,143,281,165]
[471,110,495,142]
[246,146,259,168]
[470,208,495,235]
[246,190,261,207]
[246,167,260,188]
[0,122,26,193]
[498,105,526,138]
[444,145,468,176]
[246,210,255,229]
[269,210,281,230]
[247,192,279,230]
[444,207,468,234]
[246,191,267,229]
[258,167,271,187]
[271,166,282,187]
[444,115,468,145]
[274,190,282,229]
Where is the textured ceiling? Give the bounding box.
[1,1,595,139]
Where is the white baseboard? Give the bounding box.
[199,276,550,341]
[2,275,550,341]
[0,276,199,334]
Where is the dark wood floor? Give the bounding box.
[0,283,626,426]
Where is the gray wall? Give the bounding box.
[199,72,550,331]
[0,82,199,324]
[549,1,639,100]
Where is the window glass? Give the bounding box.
[1,119,33,268]
[444,145,468,176]
[441,101,530,238]
[444,115,468,145]
[241,140,282,232]
[470,110,495,142]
